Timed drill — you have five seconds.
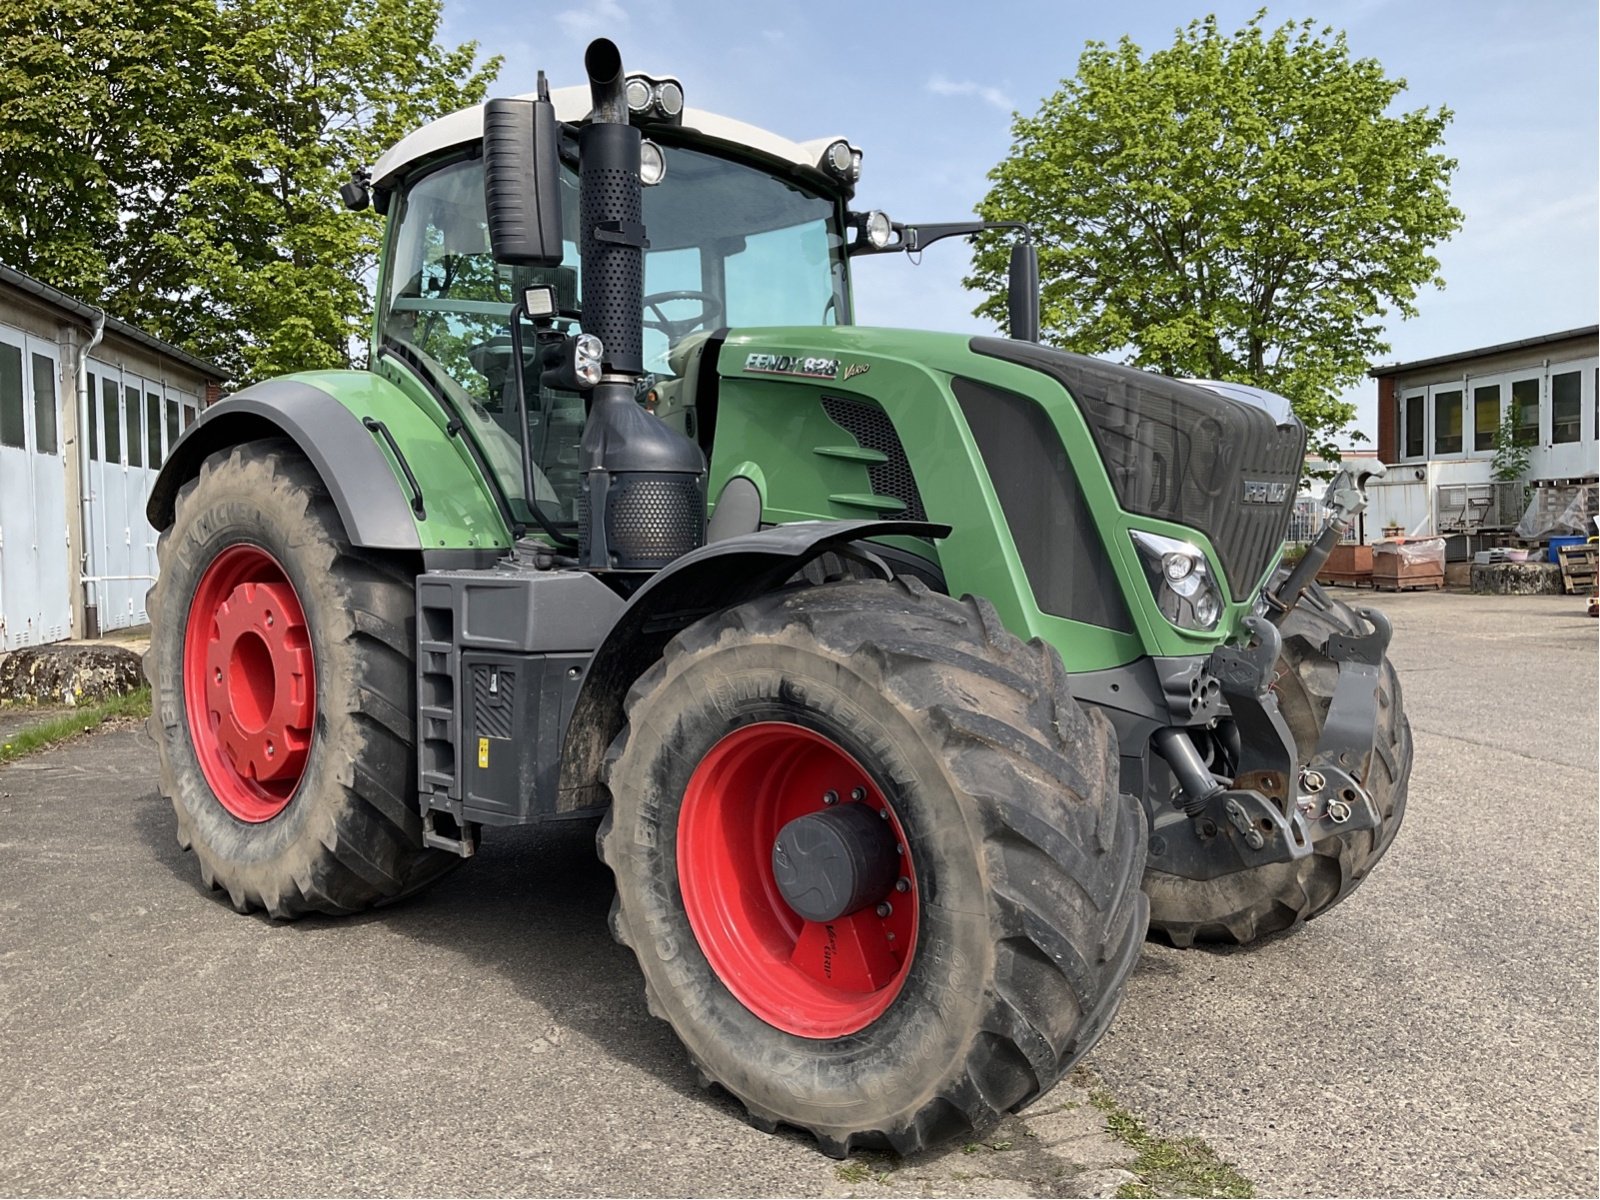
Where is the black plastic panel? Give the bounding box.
[971,339,1304,599]
[952,377,1134,632]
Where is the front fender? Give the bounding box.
[554,518,950,812]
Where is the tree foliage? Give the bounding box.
[0,0,499,384]
[966,13,1462,458]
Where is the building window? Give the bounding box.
[146,389,161,466]
[1473,383,1500,452]
[1551,370,1581,444]
[31,353,57,455]
[1433,388,1463,455]
[0,342,23,449]
[166,397,180,451]
[124,383,142,468]
[87,371,99,457]
[1511,377,1540,446]
[102,377,120,463]
[1402,391,1425,458]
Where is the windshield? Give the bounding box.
[379,144,848,527]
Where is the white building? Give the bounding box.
[1367,326,1597,546]
[0,264,224,649]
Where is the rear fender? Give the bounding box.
[147,374,513,556]
[554,518,950,812]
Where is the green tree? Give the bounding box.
[966,13,1462,458]
[0,0,208,297]
[0,0,499,384]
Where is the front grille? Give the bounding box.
[820,396,928,521]
[972,339,1304,599]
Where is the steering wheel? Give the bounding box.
[642,290,724,343]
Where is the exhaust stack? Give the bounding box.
[575,38,706,572]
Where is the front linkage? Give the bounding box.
[1151,460,1394,883]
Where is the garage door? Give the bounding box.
[0,329,71,649]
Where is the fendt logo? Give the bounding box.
[1242,480,1290,504]
[744,353,840,379]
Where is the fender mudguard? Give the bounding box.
[147,378,424,548]
[554,518,950,812]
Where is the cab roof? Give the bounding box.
[371,83,857,196]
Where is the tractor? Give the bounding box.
[145,39,1411,1157]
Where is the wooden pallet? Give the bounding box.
[1557,544,1597,596]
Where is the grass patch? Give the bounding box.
[1089,1086,1254,1199]
[0,688,151,765]
[833,1160,893,1187]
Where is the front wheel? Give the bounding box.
[598,578,1148,1156]
[146,440,457,917]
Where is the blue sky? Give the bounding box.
[437,0,1598,442]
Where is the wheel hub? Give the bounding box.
[204,579,312,785]
[183,545,316,823]
[772,803,899,923]
[677,722,918,1039]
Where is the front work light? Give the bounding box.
[1130,530,1223,631]
[573,334,604,388]
[863,210,892,248]
[639,140,666,186]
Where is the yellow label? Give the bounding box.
[477,737,489,769]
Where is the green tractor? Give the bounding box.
[145,40,1410,1156]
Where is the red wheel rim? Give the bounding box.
[677,722,918,1038]
[182,545,315,823]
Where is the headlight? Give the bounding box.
[1130,530,1224,631]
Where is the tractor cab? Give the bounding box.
[367,82,861,534]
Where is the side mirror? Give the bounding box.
[1007,242,1039,343]
[483,95,563,267]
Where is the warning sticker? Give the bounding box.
[477,737,489,769]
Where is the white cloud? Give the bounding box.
[555,0,629,42]
[925,74,1014,113]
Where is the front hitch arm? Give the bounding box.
[1268,458,1386,621]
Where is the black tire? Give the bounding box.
[1145,582,1412,946]
[145,439,457,917]
[597,576,1148,1156]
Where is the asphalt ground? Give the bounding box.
[0,590,1594,1197]
[1095,590,1599,1197]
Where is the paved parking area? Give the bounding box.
[1096,590,1598,1197]
[0,590,1594,1196]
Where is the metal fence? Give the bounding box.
[1285,496,1358,545]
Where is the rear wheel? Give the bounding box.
[1145,583,1412,946]
[146,440,457,917]
[599,577,1147,1155]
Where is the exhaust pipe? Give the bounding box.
[585,37,628,124]
[575,38,706,572]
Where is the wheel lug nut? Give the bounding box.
[875,902,892,918]
[895,877,910,893]
[822,790,838,806]
[850,787,865,802]
[265,741,275,757]
[214,668,222,683]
